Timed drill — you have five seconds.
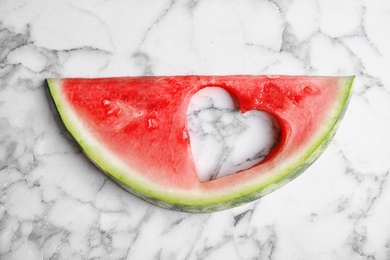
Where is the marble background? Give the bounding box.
[1,0,390,259]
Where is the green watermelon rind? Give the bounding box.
[47,76,354,213]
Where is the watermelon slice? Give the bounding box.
[47,75,354,212]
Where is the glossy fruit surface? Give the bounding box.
[47,75,354,212]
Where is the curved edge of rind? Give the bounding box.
[46,76,355,213]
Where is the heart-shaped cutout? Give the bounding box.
[186,87,280,182]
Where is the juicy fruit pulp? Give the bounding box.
[47,75,354,212]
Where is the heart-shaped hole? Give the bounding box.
[186,87,280,182]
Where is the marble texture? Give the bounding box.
[187,87,279,182]
[1,0,390,259]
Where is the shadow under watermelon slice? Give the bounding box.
[47,75,354,212]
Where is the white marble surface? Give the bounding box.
[187,86,279,182]
[1,0,390,259]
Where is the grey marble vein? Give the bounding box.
[0,0,390,259]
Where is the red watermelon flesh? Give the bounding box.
[47,75,354,212]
